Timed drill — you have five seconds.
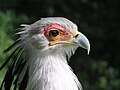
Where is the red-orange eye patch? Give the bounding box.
[42,24,74,43]
[42,24,72,41]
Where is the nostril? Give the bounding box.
[74,34,79,38]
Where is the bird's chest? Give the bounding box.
[27,58,80,90]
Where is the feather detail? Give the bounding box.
[3,39,21,54]
[0,40,28,90]
[0,46,20,71]
[0,47,22,89]
[27,51,82,90]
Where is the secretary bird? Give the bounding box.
[0,17,90,90]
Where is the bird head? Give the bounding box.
[19,17,90,57]
[0,17,90,90]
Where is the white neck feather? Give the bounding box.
[21,42,82,90]
[26,50,82,90]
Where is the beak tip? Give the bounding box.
[87,45,90,55]
[76,32,90,55]
[86,41,90,55]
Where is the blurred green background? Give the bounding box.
[0,0,120,90]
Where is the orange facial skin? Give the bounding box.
[42,24,75,45]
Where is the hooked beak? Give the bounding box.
[73,32,90,55]
[49,31,90,55]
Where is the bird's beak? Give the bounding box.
[73,32,90,55]
[49,31,90,55]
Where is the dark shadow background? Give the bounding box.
[0,0,120,90]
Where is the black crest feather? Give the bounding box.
[0,40,29,90]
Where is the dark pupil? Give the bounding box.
[49,30,59,37]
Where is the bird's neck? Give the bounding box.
[27,51,81,90]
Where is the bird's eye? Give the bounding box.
[49,30,60,37]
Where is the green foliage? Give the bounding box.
[92,60,120,90]
[75,58,120,90]
[0,11,14,63]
